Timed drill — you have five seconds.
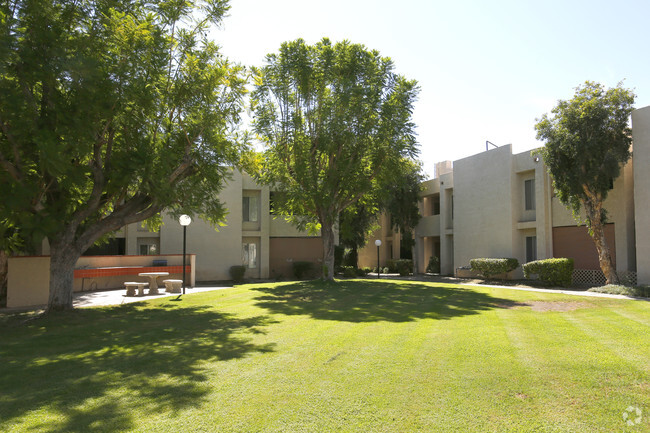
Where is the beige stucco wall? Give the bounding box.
[453,145,516,269]
[632,106,650,284]
[7,256,51,308]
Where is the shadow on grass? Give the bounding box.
[252,279,524,322]
[0,302,275,432]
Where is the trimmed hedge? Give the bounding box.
[469,258,519,279]
[229,265,246,283]
[522,258,574,287]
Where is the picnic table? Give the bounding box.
[138,272,169,295]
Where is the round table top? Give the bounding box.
[138,272,170,277]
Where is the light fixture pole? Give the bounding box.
[179,215,192,295]
[375,239,382,279]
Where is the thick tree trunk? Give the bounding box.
[321,222,336,281]
[584,201,619,285]
[47,238,82,312]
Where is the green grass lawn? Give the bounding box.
[1,280,648,432]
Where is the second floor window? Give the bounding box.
[525,179,535,211]
[243,196,258,222]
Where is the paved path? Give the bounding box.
[73,285,232,308]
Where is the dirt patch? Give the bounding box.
[527,301,594,312]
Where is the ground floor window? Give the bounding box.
[243,243,257,268]
[526,236,537,262]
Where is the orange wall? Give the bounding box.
[552,224,616,270]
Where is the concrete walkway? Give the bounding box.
[73,285,232,308]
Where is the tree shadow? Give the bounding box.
[0,302,275,432]
[252,279,524,323]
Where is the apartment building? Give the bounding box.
[42,170,326,282]
[362,105,650,285]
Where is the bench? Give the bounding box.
[163,279,183,294]
[124,281,149,297]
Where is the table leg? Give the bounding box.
[148,276,160,295]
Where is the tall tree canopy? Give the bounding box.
[535,81,635,284]
[0,0,247,310]
[252,38,419,280]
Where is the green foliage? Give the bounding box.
[535,82,635,224]
[252,38,419,280]
[334,245,345,270]
[470,258,519,279]
[293,261,314,280]
[385,159,424,246]
[522,258,574,287]
[426,256,440,274]
[386,259,412,276]
[0,0,247,309]
[340,266,358,278]
[229,265,246,284]
[534,81,634,285]
[587,285,650,298]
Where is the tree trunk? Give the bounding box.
[321,222,336,281]
[584,201,619,285]
[47,237,82,312]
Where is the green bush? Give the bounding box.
[426,256,440,274]
[293,261,314,279]
[229,265,246,284]
[340,266,357,278]
[522,258,574,287]
[587,284,650,298]
[470,258,519,279]
[382,266,389,274]
[386,259,412,276]
[361,267,372,276]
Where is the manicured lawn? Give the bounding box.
[1,280,648,432]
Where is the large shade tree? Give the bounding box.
[535,81,635,284]
[0,0,247,311]
[252,38,419,280]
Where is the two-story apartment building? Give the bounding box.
[362,105,650,286]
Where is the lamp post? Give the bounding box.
[375,239,382,279]
[179,215,192,295]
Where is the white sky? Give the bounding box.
[211,0,650,179]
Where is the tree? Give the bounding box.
[384,158,424,271]
[0,0,247,311]
[535,81,635,285]
[251,38,419,280]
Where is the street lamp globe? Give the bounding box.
[179,214,192,226]
[375,239,382,247]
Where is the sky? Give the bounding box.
[211,0,650,179]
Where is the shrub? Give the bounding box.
[293,261,314,279]
[361,267,372,276]
[386,259,412,276]
[470,258,519,279]
[522,258,574,287]
[382,266,389,274]
[229,265,246,284]
[340,266,357,278]
[426,256,440,274]
[587,284,650,298]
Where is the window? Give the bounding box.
[524,179,535,211]
[243,196,258,222]
[526,236,537,263]
[139,243,158,255]
[242,243,257,268]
